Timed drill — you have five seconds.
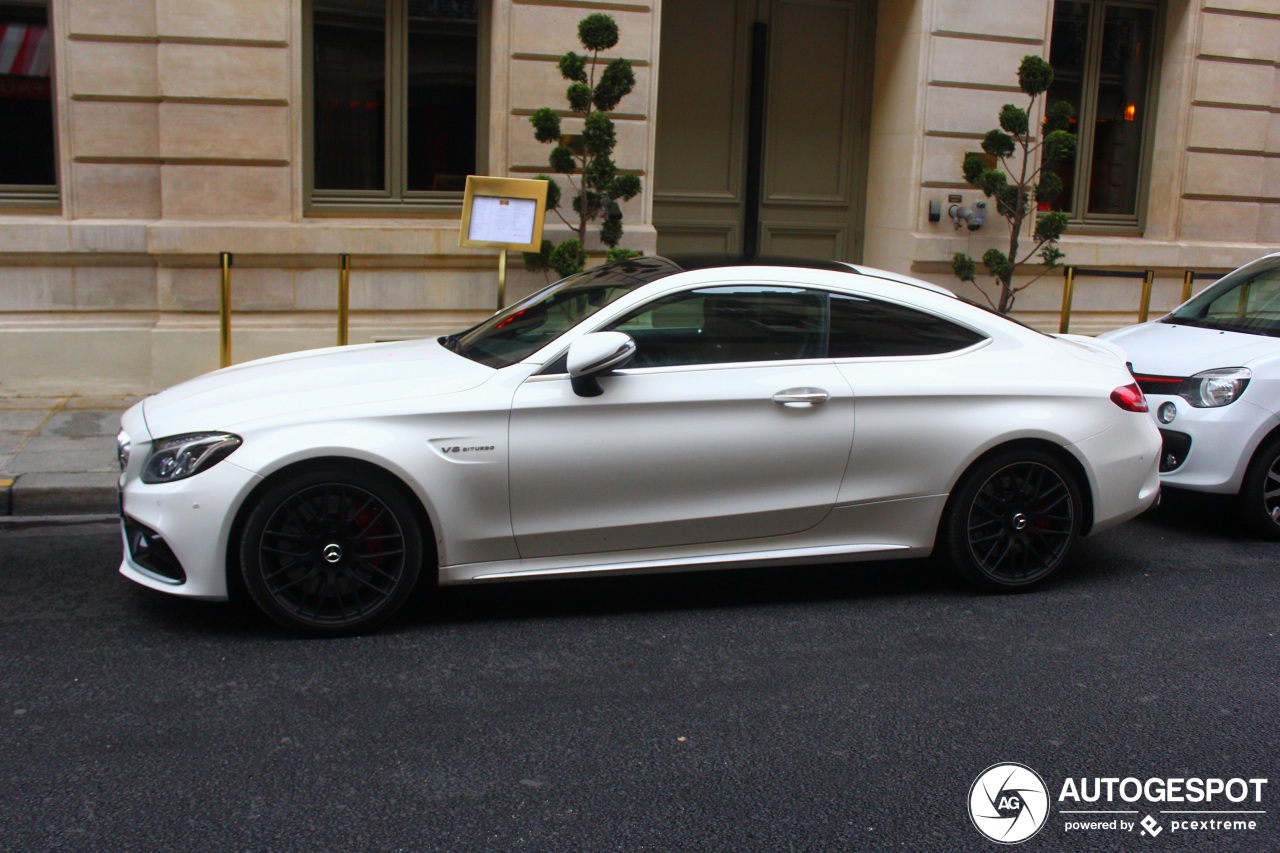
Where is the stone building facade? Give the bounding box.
[0,0,1275,393]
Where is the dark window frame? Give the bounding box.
[303,0,488,215]
[1047,0,1162,233]
[0,0,59,211]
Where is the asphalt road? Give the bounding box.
[1,492,1276,852]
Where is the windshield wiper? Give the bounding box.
[439,334,461,353]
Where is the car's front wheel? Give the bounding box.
[945,449,1081,591]
[1240,435,1280,541]
[240,464,424,636]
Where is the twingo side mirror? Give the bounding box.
[566,331,637,397]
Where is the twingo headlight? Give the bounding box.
[1180,367,1251,408]
[141,432,242,484]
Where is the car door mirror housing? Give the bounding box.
[566,332,636,397]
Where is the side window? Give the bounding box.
[608,286,827,368]
[0,0,58,208]
[829,294,985,358]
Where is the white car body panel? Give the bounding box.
[1100,252,1280,494]
[119,261,1161,606]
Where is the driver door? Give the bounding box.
[508,285,855,559]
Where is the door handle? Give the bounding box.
[772,387,829,405]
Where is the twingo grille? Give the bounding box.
[1134,374,1186,396]
[123,516,186,583]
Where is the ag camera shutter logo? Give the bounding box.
[969,763,1050,844]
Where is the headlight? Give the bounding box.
[117,430,131,472]
[141,432,242,484]
[1179,367,1251,408]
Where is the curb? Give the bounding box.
[1,472,119,517]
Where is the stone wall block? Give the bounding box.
[156,0,289,43]
[1257,204,1280,245]
[157,43,289,102]
[1179,199,1260,241]
[160,266,294,312]
[1193,60,1272,108]
[348,270,492,312]
[1187,105,1269,152]
[0,267,75,311]
[510,5,653,63]
[159,104,291,161]
[1184,151,1264,198]
[933,0,1049,42]
[1263,157,1280,199]
[68,101,159,160]
[1198,11,1280,62]
[73,267,159,311]
[67,41,158,99]
[1203,0,1280,12]
[929,36,1033,90]
[921,136,974,186]
[0,330,153,395]
[924,87,1026,137]
[66,0,156,39]
[71,164,162,219]
[160,165,292,220]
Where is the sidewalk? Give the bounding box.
[0,395,138,517]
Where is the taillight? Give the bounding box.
[1110,383,1148,413]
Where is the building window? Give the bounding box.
[307,0,483,210]
[0,0,57,206]
[1047,0,1158,228]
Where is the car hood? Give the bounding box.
[1098,322,1280,376]
[142,338,495,437]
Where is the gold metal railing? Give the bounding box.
[1056,267,1221,334]
[217,253,356,367]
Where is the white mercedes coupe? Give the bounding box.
[117,257,1161,635]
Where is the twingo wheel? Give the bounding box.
[945,449,1081,591]
[1239,435,1280,541]
[240,464,424,636]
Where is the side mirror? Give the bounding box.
[566,331,636,397]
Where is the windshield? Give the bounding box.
[442,256,682,368]
[1167,260,1280,338]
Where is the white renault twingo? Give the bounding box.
[1101,252,1280,538]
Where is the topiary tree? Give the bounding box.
[951,55,1077,315]
[523,13,643,279]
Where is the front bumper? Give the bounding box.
[1144,395,1278,494]
[118,458,262,600]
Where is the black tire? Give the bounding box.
[240,464,424,636]
[1239,435,1280,540]
[944,449,1081,591]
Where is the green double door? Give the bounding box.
[653,0,875,262]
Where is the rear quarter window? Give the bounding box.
[829,294,986,357]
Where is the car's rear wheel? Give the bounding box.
[240,465,423,636]
[1239,435,1280,541]
[945,449,1080,591]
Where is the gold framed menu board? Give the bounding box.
[458,176,549,253]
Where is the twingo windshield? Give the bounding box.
[444,256,682,368]
[1167,259,1280,338]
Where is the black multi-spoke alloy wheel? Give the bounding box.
[946,449,1080,591]
[1240,435,1280,541]
[240,464,424,636]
